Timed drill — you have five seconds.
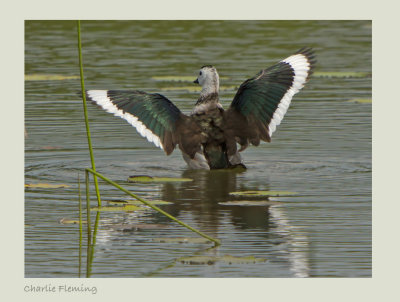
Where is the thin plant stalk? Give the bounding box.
[86,168,221,246]
[86,241,92,278]
[92,211,101,246]
[85,170,92,277]
[78,173,83,277]
[77,20,101,207]
[88,211,100,277]
[85,170,92,240]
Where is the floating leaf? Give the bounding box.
[25,74,80,81]
[229,190,298,197]
[348,98,372,104]
[178,255,267,265]
[218,200,281,206]
[108,223,169,231]
[127,175,193,183]
[160,86,201,92]
[106,199,130,205]
[91,205,142,212]
[152,237,212,244]
[151,75,229,82]
[108,199,172,206]
[25,183,70,189]
[314,71,371,78]
[151,75,198,82]
[179,256,217,265]
[59,218,86,224]
[160,85,236,92]
[219,255,267,264]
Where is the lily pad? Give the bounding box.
[218,200,281,206]
[314,71,371,78]
[108,223,169,231]
[25,183,70,189]
[151,75,229,82]
[229,190,298,197]
[107,199,173,206]
[348,98,372,104]
[178,255,267,265]
[127,175,193,183]
[91,205,142,212]
[59,218,86,224]
[25,74,80,81]
[152,237,212,244]
[160,85,236,92]
[219,255,267,264]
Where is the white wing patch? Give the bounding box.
[268,54,312,137]
[87,90,163,150]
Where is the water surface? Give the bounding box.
[25,20,371,277]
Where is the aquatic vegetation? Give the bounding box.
[59,218,86,224]
[127,175,193,183]
[107,199,172,205]
[151,75,229,82]
[178,255,267,265]
[25,74,80,81]
[159,85,237,92]
[218,200,282,206]
[78,21,102,207]
[229,190,298,197]
[348,98,372,104]
[314,71,371,78]
[25,183,70,189]
[152,237,212,244]
[87,167,220,246]
[91,205,142,212]
[107,224,169,231]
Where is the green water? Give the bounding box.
[25,20,371,277]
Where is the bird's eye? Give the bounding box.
[199,71,202,76]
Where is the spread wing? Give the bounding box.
[86,90,203,156]
[224,47,316,153]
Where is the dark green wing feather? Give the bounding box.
[86,90,201,156]
[224,48,316,152]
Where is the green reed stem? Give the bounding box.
[85,168,221,246]
[86,242,92,278]
[77,20,101,207]
[87,211,100,278]
[85,170,92,243]
[78,173,83,277]
[85,170,92,277]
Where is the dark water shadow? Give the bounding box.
[149,169,272,231]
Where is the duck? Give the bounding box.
[86,47,316,170]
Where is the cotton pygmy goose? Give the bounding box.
[86,48,316,170]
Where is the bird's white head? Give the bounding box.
[194,65,220,96]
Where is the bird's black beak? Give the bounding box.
[193,78,199,84]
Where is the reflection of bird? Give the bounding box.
[86,48,316,170]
